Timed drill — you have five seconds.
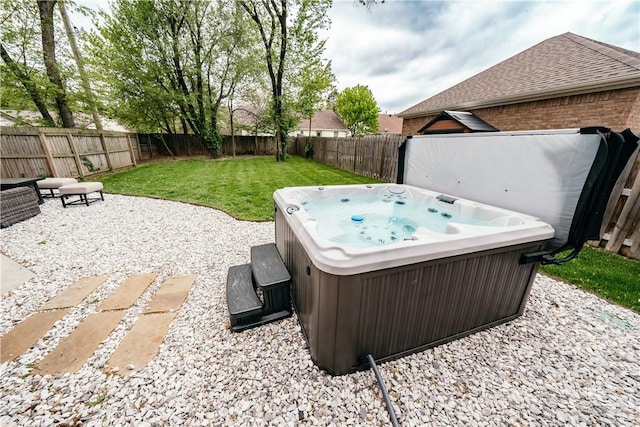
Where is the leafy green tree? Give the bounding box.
[37,0,74,127]
[239,0,332,161]
[0,43,55,125]
[335,85,380,136]
[90,0,256,155]
[1,0,82,126]
[293,61,335,137]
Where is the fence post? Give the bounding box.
[65,132,85,179]
[99,131,114,172]
[605,170,640,254]
[37,128,59,177]
[379,140,386,179]
[126,133,138,166]
[353,139,358,172]
[147,134,153,158]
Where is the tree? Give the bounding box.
[0,43,54,125]
[37,0,74,127]
[58,1,102,130]
[238,0,287,161]
[1,0,76,126]
[239,0,332,161]
[334,85,380,136]
[90,0,255,155]
[293,60,335,137]
[1,0,98,128]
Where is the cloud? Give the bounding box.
[323,0,640,113]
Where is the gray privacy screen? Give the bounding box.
[402,129,602,249]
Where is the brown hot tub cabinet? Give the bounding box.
[227,127,638,376]
[276,206,546,375]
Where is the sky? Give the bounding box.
[323,0,640,113]
[72,0,640,115]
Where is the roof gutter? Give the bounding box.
[398,73,640,119]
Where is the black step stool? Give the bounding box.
[226,243,292,332]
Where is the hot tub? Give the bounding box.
[272,127,637,375]
[274,184,554,375]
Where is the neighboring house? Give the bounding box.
[399,32,640,135]
[418,110,498,134]
[377,114,403,135]
[294,109,349,138]
[226,106,273,136]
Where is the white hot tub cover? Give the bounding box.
[399,127,638,261]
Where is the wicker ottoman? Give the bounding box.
[0,187,41,228]
[37,177,79,198]
[59,182,104,207]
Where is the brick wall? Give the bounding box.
[626,89,640,132]
[402,116,436,135]
[402,87,640,135]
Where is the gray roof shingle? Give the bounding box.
[296,110,347,131]
[418,110,498,133]
[399,32,640,118]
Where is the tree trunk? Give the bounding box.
[230,109,236,157]
[276,0,287,161]
[158,133,176,160]
[58,1,102,130]
[273,95,283,161]
[0,43,55,126]
[240,0,287,161]
[37,0,75,128]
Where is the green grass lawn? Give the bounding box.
[540,247,640,312]
[98,156,380,221]
[96,155,639,312]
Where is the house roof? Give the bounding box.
[296,109,347,132]
[418,110,498,133]
[378,114,403,134]
[399,32,640,119]
[232,105,264,127]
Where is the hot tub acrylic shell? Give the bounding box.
[274,184,553,375]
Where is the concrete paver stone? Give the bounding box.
[5,273,196,374]
[36,311,124,375]
[39,275,109,310]
[106,312,177,375]
[0,309,69,364]
[143,274,197,314]
[0,254,36,296]
[98,273,158,311]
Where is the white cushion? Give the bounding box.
[58,182,103,195]
[37,178,78,189]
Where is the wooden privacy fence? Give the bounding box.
[1,127,139,178]
[592,145,640,259]
[291,134,405,183]
[137,133,278,158]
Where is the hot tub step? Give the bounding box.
[229,309,292,333]
[225,244,293,332]
[226,264,263,329]
[251,243,292,315]
[251,243,291,288]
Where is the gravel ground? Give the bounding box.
[1,194,639,426]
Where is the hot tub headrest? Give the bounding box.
[398,127,638,264]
